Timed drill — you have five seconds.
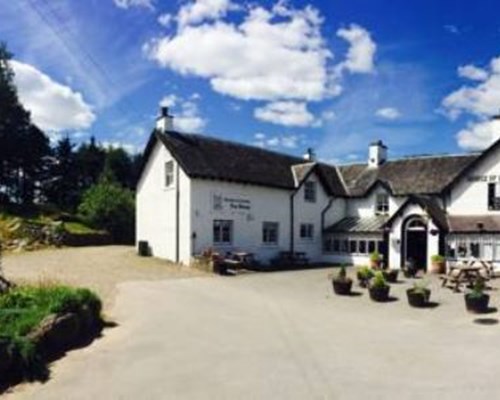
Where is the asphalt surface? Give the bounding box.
[5,268,500,400]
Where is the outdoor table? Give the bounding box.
[442,264,484,292]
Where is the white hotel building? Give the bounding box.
[136,108,500,271]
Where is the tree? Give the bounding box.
[46,137,80,210]
[76,136,105,189]
[103,147,136,189]
[0,42,51,204]
[78,178,135,244]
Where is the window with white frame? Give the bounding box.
[323,236,384,255]
[304,181,316,203]
[262,222,279,245]
[376,193,389,214]
[300,223,314,240]
[165,161,174,187]
[447,234,500,261]
[213,220,233,244]
[488,183,500,210]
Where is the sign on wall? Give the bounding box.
[467,175,500,182]
[212,193,252,214]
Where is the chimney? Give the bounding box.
[368,140,387,168]
[303,147,316,162]
[156,106,174,132]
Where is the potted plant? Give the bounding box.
[430,254,446,274]
[464,278,490,313]
[382,268,399,283]
[357,266,374,288]
[370,251,382,269]
[406,281,431,308]
[332,266,353,295]
[368,271,390,302]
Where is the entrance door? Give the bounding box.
[403,217,428,271]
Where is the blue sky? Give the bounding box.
[2,0,500,163]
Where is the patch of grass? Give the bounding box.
[0,284,102,339]
[63,221,101,235]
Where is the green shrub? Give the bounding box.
[370,271,388,289]
[370,251,381,262]
[357,266,374,280]
[78,180,135,243]
[431,254,445,263]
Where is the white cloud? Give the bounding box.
[158,13,173,28]
[458,64,488,81]
[159,94,178,108]
[254,101,316,127]
[442,56,500,119]
[336,24,376,74]
[113,0,154,10]
[375,107,401,120]
[11,60,95,132]
[444,25,460,35]
[253,132,301,149]
[177,0,236,28]
[456,119,500,150]
[146,3,376,127]
[159,94,206,132]
[146,3,337,103]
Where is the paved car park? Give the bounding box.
[4,261,500,400]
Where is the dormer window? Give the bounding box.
[165,161,174,187]
[304,181,316,203]
[376,193,389,214]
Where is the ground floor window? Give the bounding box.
[213,220,233,244]
[446,234,500,261]
[324,235,384,256]
[262,222,279,245]
[300,223,314,240]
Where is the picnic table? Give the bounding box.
[440,260,489,292]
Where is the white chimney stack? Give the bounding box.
[368,140,387,168]
[303,147,316,162]
[156,106,174,132]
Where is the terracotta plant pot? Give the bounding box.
[369,285,390,302]
[406,289,431,308]
[465,294,490,313]
[430,261,446,274]
[332,279,352,296]
[370,260,381,269]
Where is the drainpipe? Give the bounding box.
[289,191,296,253]
[175,163,180,264]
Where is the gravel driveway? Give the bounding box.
[2,246,206,307]
[4,267,500,400]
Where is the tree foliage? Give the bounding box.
[78,178,135,244]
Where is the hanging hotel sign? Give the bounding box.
[467,175,500,182]
[212,193,251,213]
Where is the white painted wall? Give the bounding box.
[346,185,406,218]
[190,179,292,263]
[292,173,331,261]
[449,148,500,214]
[136,141,191,263]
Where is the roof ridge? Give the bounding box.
[175,131,303,162]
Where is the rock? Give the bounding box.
[28,313,81,357]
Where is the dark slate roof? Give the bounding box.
[338,154,478,196]
[448,215,500,233]
[324,215,389,233]
[143,131,347,195]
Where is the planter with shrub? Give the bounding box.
[332,266,353,296]
[357,266,374,288]
[370,252,382,269]
[464,278,490,313]
[368,271,390,302]
[382,269,399,283]
[430,255,446,274]
[406,282,431,308]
